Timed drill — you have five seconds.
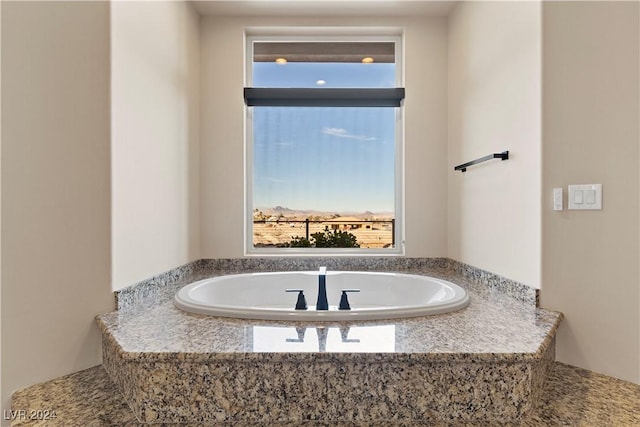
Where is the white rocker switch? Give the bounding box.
[574,190,583,205]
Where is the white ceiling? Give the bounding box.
[191,1,458,17]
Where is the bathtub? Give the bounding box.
[174,270,470,321]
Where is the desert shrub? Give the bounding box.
[286,226,360,248]
[287,235,312,247]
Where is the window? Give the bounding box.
[245,32,404,254]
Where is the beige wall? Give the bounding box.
[1,0,112,415]
[541,1,640,383]
[200,15,449,258]
[447,1,542,288]
[0,1,3,419]
[111,1,200,290]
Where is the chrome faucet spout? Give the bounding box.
[316,266,329,310]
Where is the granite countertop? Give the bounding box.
[96,266,562,363]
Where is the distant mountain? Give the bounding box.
[272,206,294,213]
[255,206,393,219]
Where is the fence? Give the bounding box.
[253,218,395,248]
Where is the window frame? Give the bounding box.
[244,29,405,256]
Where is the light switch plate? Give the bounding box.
[553,188,563,211]
[568,184,602,210]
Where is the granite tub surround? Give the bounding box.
[11,362,640,426]
[115,257,538,310]
[102,344,551,423]
[97,259,561,424]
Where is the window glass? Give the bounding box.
[247,38,402,252]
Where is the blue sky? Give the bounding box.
[252,62,396,213]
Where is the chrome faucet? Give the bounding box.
[316,266,329,310]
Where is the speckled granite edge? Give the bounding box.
[114,260,205,310]
[531,337,557,404]
[96,313,563,364]
[198,256,451,273]
[448,259,539,306]
[114,257,538,310]
[532,314,563,360]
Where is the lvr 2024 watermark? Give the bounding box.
[3,409,57,421]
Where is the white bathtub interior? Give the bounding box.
[174,270,470,321]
